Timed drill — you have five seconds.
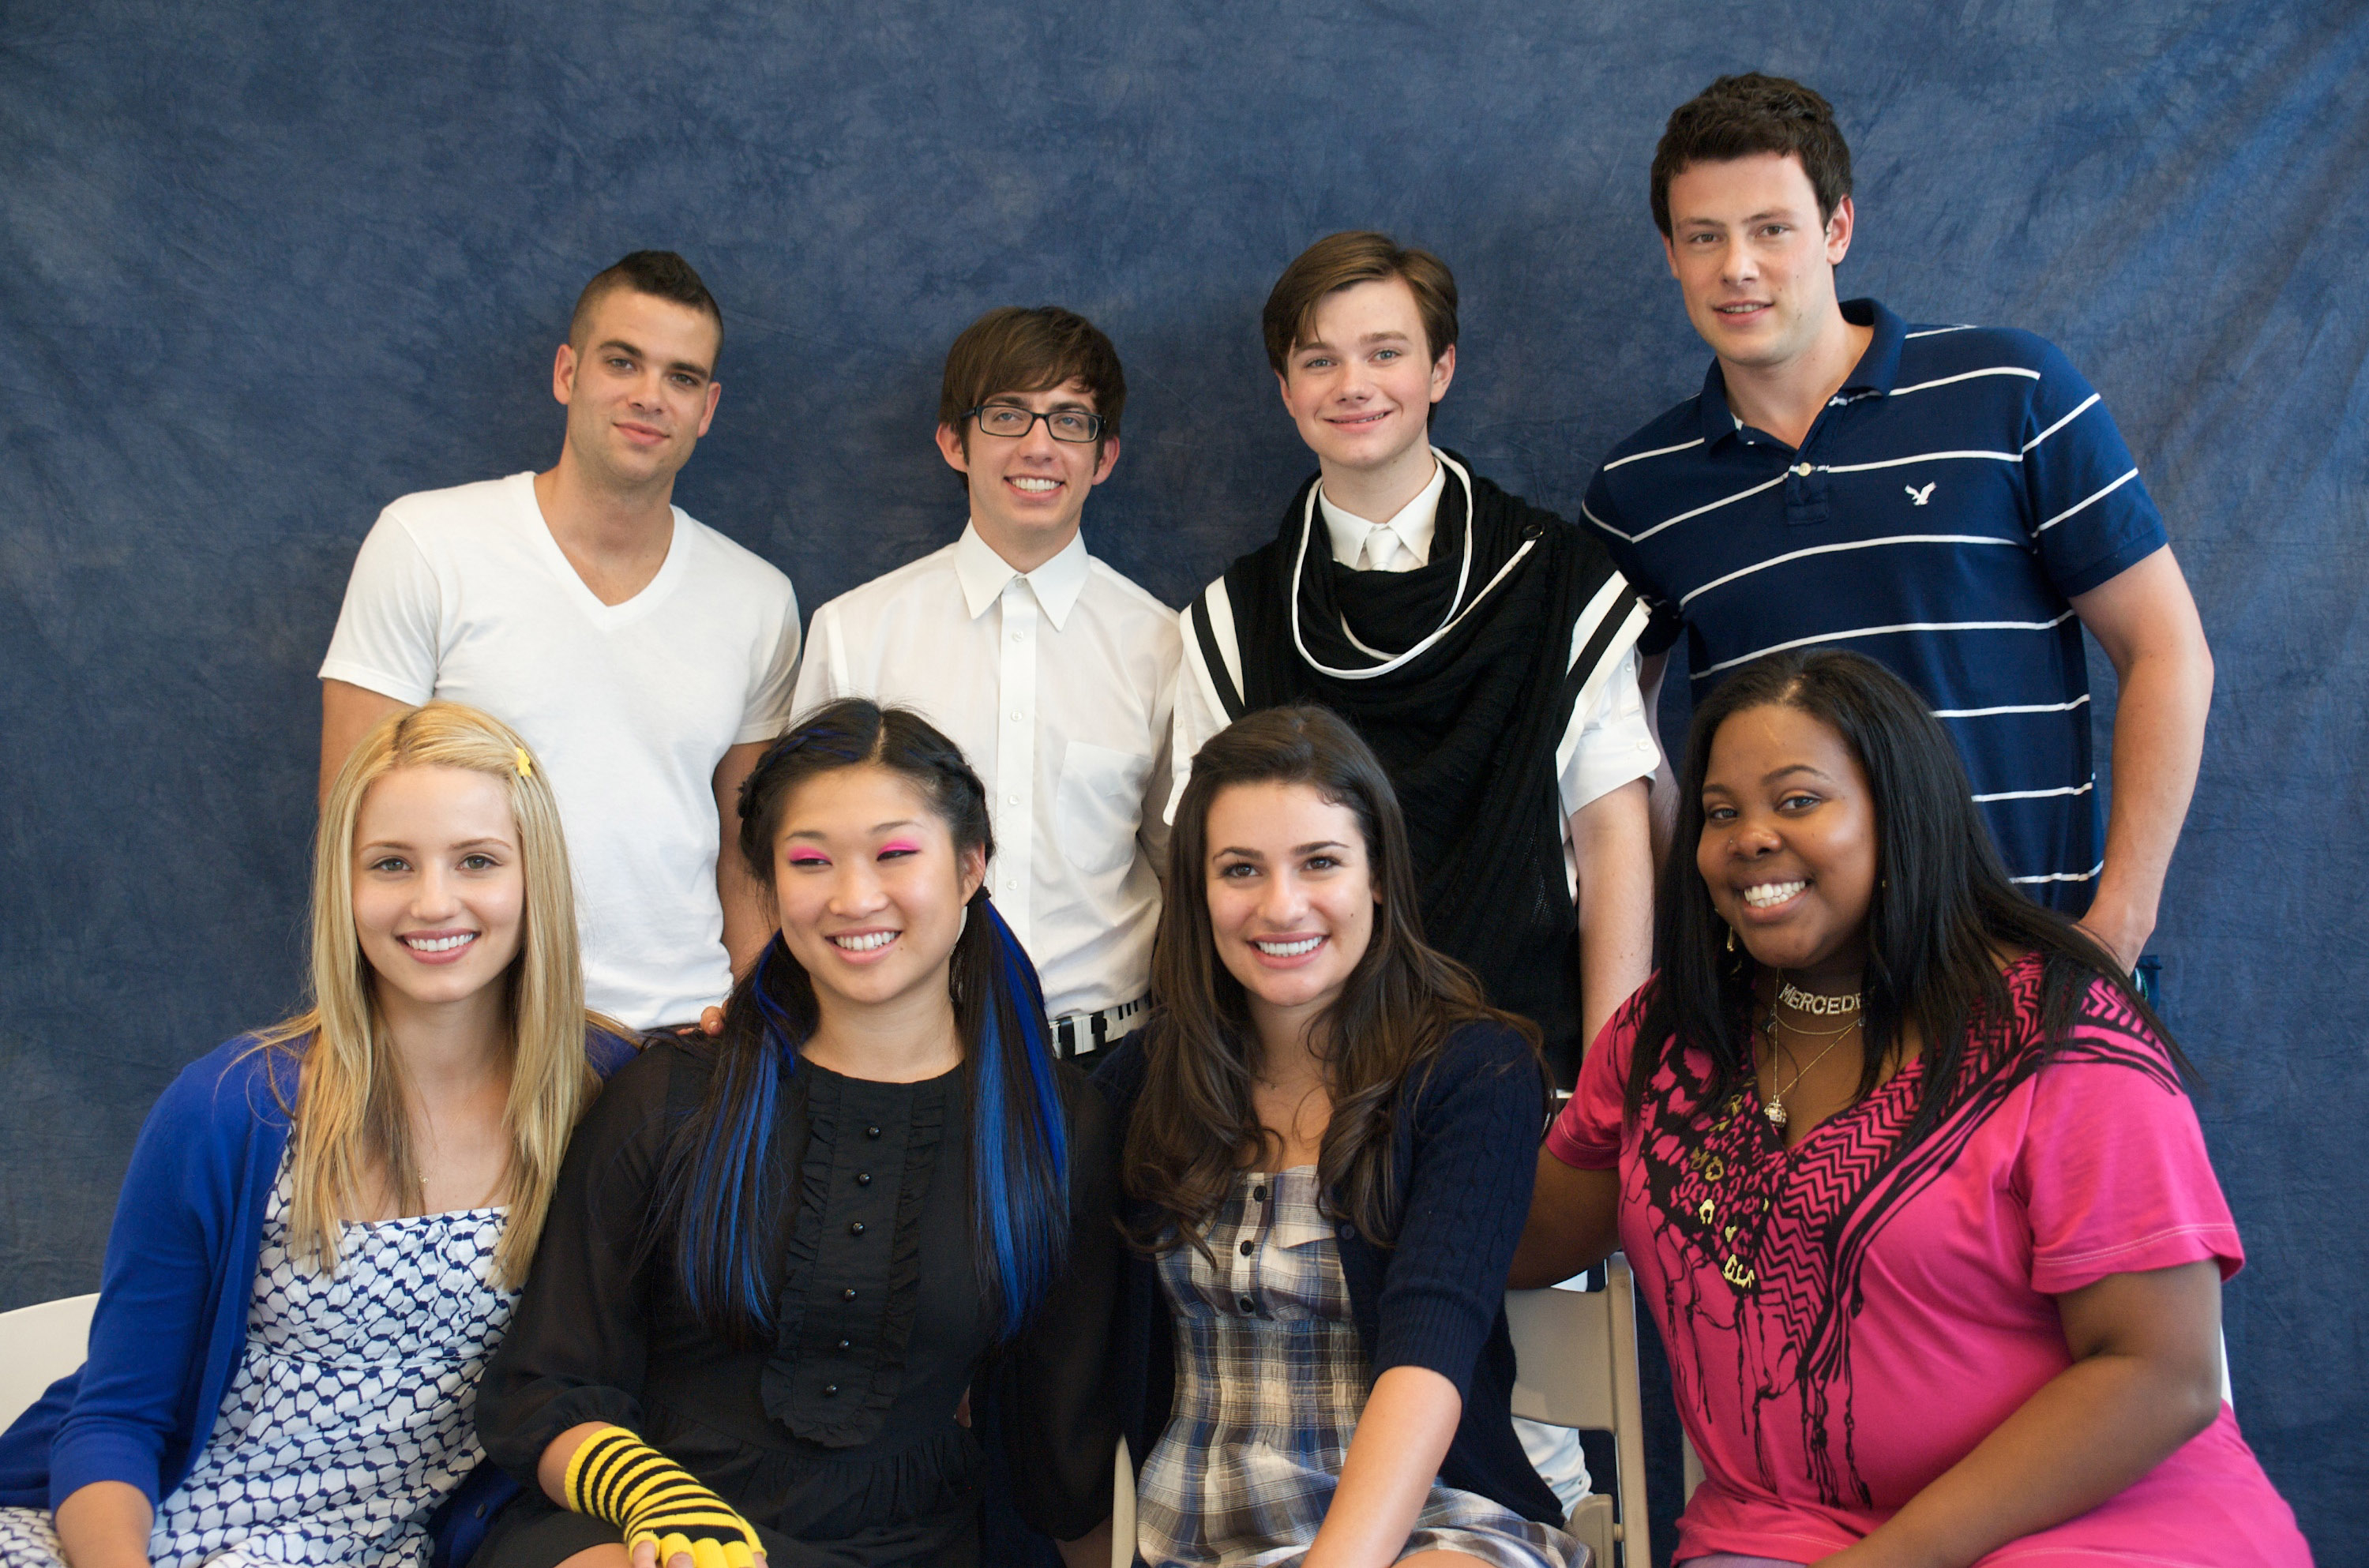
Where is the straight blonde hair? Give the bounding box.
[250,701,620,1284]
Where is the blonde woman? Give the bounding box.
[0,703,636,1568]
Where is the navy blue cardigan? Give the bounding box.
[1093,1018,1561,1525]
[0,1029,638,1566]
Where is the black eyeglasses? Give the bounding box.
[964,403,1104,443]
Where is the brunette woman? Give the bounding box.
[1099,705,1579,1568]
[1514,649,2308,1566]
[470,700,1117,1568]
[0,703,635,1568]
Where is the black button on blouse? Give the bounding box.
[761,1067,951,1450]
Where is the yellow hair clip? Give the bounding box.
[514,747,535,780]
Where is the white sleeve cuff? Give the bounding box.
[1557,646,1660,820]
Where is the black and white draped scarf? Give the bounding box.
[1184,450,1646,1075]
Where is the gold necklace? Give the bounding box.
[1763,1012,1859,1129]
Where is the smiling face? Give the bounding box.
[1662,151,1856,377]
[1203,780,1380,1042]
[1278,276,1455,482]
[1696,701,1879,987]
[552,287,724,493]
[934,378,1119,568]
[771,763,987,1019]
[351,765,527,1020]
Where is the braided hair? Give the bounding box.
[650,699,1072,1343]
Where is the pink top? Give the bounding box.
[1546,957,2311,1566]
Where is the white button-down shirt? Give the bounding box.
[794,523,1180,1019]
[1174,465,1660,887]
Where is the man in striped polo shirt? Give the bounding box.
[1584,73,2214,973]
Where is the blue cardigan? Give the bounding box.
[0,1029,637,1563]
[1093,1019,1563,1525]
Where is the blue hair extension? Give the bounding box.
[673,932,802,1333]
[973,898,1070,1335]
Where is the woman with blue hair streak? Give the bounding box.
[470,700,1121,1568]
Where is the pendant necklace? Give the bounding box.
[1763,974,1864,1129]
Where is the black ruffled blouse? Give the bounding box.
[476,1037,1120,1566]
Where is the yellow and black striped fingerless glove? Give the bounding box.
[562,1425,764,1568]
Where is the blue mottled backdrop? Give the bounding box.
[2,2,2362,1559]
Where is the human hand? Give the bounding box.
[698,1005,726,1037]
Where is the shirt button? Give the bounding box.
[849,1221,866,1236]
[1251,1185,1267,1203]
[1238,1238,1254,1256]
[1237,1294,1255,1313]
[855,1172,872,1186]
[1793,462,1812,477]
[842,1287,858,1302]
[1009,710,1023,722]
[1008,794,1021,806]
[865,1125,882,1139]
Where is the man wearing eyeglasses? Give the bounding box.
[793,306,1180,1069]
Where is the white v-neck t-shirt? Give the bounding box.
[321,472,802,1027]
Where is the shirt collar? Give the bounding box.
[1696,297,1905,447]
[952,521,1091,630]
[1317,456,1449,569]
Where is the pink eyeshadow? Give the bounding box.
[878,840,922,855]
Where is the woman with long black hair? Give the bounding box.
[1514,649,2306,1566]
[1102,705,1579,1568]
[471,700,1117,1568]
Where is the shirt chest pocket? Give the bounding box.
[1054,741,1151,876]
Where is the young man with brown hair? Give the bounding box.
[1173,231,1658,1086]
[319,250,801,1031]
[794,306,1179,1066]
[1586,74,2213,971]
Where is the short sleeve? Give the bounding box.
[318,510,443,703]
[787,598,846,719]
[737,580,804,745]
[1579,470,1680,657]
[1557,646,1660,818]
[1545,1000,1637,1172]
[2018,985,2242,1296]
[1166,599,1233,827]
[2017,336,2169,598]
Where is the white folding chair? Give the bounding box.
[1507,1255,1650,1568]
[1110,1434,1135,1568]
[0,1293,98,1430]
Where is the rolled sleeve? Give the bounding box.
[1557,647,1659,819]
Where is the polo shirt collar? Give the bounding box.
[1695,297,1907,447]
[953,521,1091,630]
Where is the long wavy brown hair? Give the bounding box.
[1124,706,1541,1257]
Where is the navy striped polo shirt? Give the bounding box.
[1582,298,2168,910]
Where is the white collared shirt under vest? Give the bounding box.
[1171,462,1661,890]
[794,523,1181,1020]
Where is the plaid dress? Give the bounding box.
[1136,1168,1583,1568]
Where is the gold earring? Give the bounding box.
[1726,925,1736,954]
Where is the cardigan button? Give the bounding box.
[850,1221,866,1236]
[823,1383,839,1397]
[855,1172,873,1185]
[1338,1224,1354,1240]
[843,1287,858,1301]
[837,1338,852,1351]
[865,1125,883,1138]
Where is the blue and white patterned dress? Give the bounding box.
[1136,1167,1582,1568]
[0,1157,513,1567]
